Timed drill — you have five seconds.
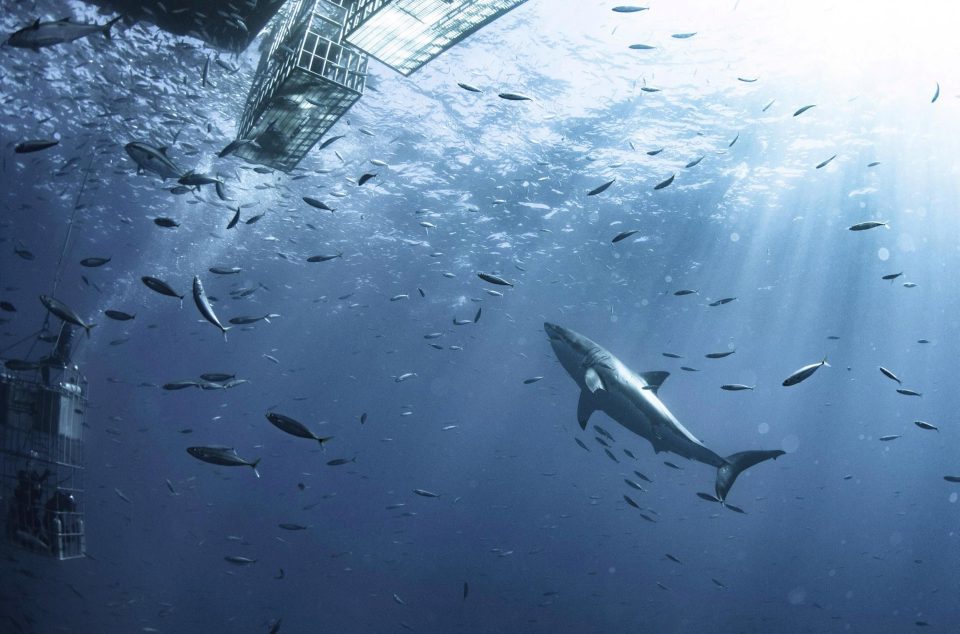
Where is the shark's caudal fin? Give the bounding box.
[715,450,785,501]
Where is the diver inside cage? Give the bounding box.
[7,468,52,551]
[6,469,80,555]
[43,489,78,557]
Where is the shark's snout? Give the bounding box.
[544,322,564,341]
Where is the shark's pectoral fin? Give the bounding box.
[715,449,786,502]
[650,428,667,454]
[584,368,604,393]
[576,391,596,430]
[639,371,670,394]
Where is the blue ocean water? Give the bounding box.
[2,1,960,631]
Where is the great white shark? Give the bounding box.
[545,322,784,503]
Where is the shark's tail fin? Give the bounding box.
[716,450,785,501]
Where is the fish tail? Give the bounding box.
[103,15,122,39]
[179,296,184,309]
[85,323,96,338]
[821,356,830,367]
[317,436,332,449]
[222,327,230,342]
[251,458,261,478]
[716,450,785,502]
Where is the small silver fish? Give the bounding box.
[705,350,736,359]
[848,221,888,231]
[587,179,615,196]
[815,155,837,169]
[654,174,675,190]
[477,272,513,287]
[193,276,230,340]
[708,297,737,306]
[612,229,640,243]
[782,358,829,386]
[224,555,257,565]
[879,366,901,384]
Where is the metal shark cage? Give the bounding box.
[342,0,529,76]
[232,0,528,171]
[0,366,86,560]
[232,0,369,172]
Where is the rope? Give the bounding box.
[0,329,44,356]
[51,157,93,298]
[3,158,95,362]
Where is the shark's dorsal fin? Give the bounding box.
[639,371,670,394]
[159,145,169,155]
[576,391,596,430]
[584,368,604,393]
[32,19,41,29]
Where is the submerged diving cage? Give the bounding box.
[80,0,530,170]
[0,366,86,560]
[233,0,369,172]
[232,0,528,172]
[342,0,530,76]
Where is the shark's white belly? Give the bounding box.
[592,363,724,467]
